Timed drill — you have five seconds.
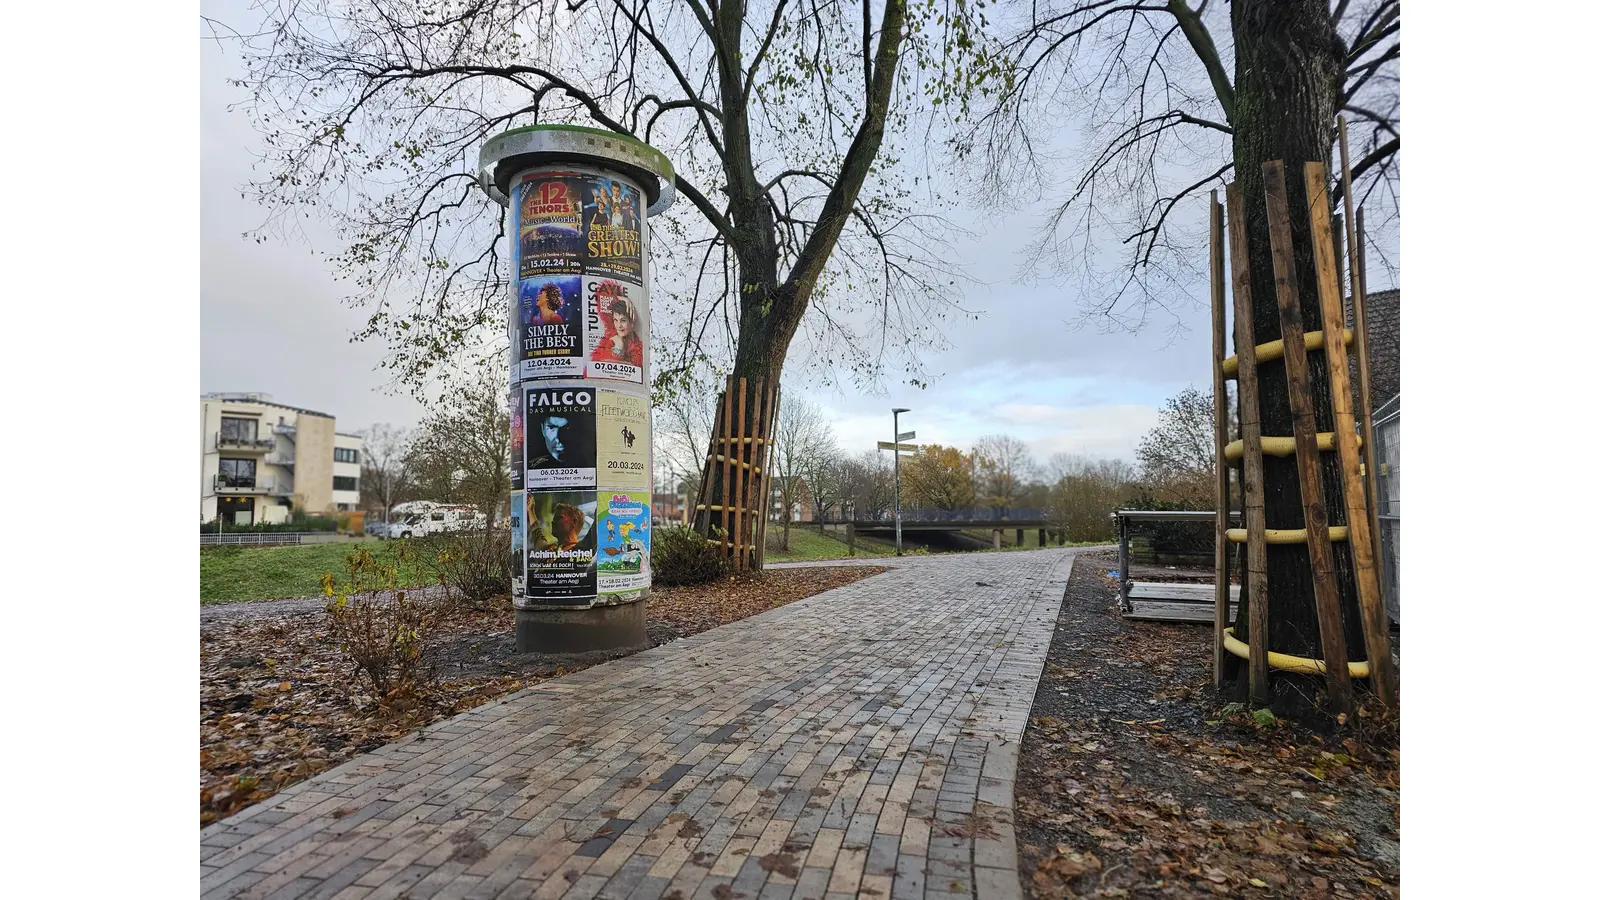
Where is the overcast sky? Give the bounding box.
[200,1,1364,468]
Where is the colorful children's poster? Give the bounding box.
[516,275,584,380]
[597,491,651,598]
[524,386,596,489]
[516,174,584,279]
[521,490,598,605]
[584,277,646,383]
[596,390,651,491]
[581,174,643,282]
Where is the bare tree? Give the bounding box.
[972,434,1035,514]
[360,423,414,522]
[967,0,1400,709]
[836,450,895,520]
[1135,385,1219,506]
[768,394,836,550]
[1044,457,1137,543]
[404,370,512,526]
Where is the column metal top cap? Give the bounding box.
[478,124,676,216]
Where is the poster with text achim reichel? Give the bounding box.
[522,490,597,605]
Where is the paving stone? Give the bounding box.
[200,550,1079,900]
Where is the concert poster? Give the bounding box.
[596,491,651,598]
[596,390,650,491]
[580,174,643,282]
[516,275,584,380]
[515,174,584,280]
[584,277,647,383]
[521,490,598,605]
[524,386,596,489]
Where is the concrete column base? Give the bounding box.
[515,600,648,655]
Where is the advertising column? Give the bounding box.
[479,125,674,654]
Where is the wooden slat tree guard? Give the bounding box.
[692,376,779,573]
[1262,159,1355,715]
[1212,158,1398,713]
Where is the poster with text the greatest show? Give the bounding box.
[581,175,643,283]
[597,491,651,598]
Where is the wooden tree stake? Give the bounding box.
[720,377,734,553]
[1306,162,1397,706]
[1224,182,1273,705]
[1210,191,1231,689]
[1262,160,1354,715]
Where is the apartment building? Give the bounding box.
[200,392,364,525]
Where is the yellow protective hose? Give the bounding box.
[1224,433,1360,463]
[1226,526,1349,544]
[1222,627,1371,678]
[1221,329,1353,378]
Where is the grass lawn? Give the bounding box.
[200,540,435,604]
[765,526,898,563]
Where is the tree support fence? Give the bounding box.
[692,376,779,573]
[1211,130,1398,712]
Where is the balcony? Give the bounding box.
[213,475,275,494]
[215,433,276,453]
[266,450,295,467]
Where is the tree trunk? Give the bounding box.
[1228,0,1367,716]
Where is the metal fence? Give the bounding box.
[199,531,347,547]
[1373,395,1400,624]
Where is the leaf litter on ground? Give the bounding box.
[1017,550,1398,899]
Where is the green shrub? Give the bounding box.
[653,526,729,587]
[415,528,514,605]
[322,543,440,708]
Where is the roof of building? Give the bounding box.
[201,392,336,420]
[1346,288,1399,413]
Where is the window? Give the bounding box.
[220,417,258,441]
[334,447,359,464]
[333,475,358,492]
[431,512,445,522]
[218,458,256,488]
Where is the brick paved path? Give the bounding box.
[200,548,1082,900]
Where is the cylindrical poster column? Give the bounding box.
[478,125,675,654]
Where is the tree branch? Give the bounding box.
[1166,0,1235,121]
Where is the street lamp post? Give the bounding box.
[892,407,910,556]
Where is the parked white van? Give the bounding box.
[383,502,487,539]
